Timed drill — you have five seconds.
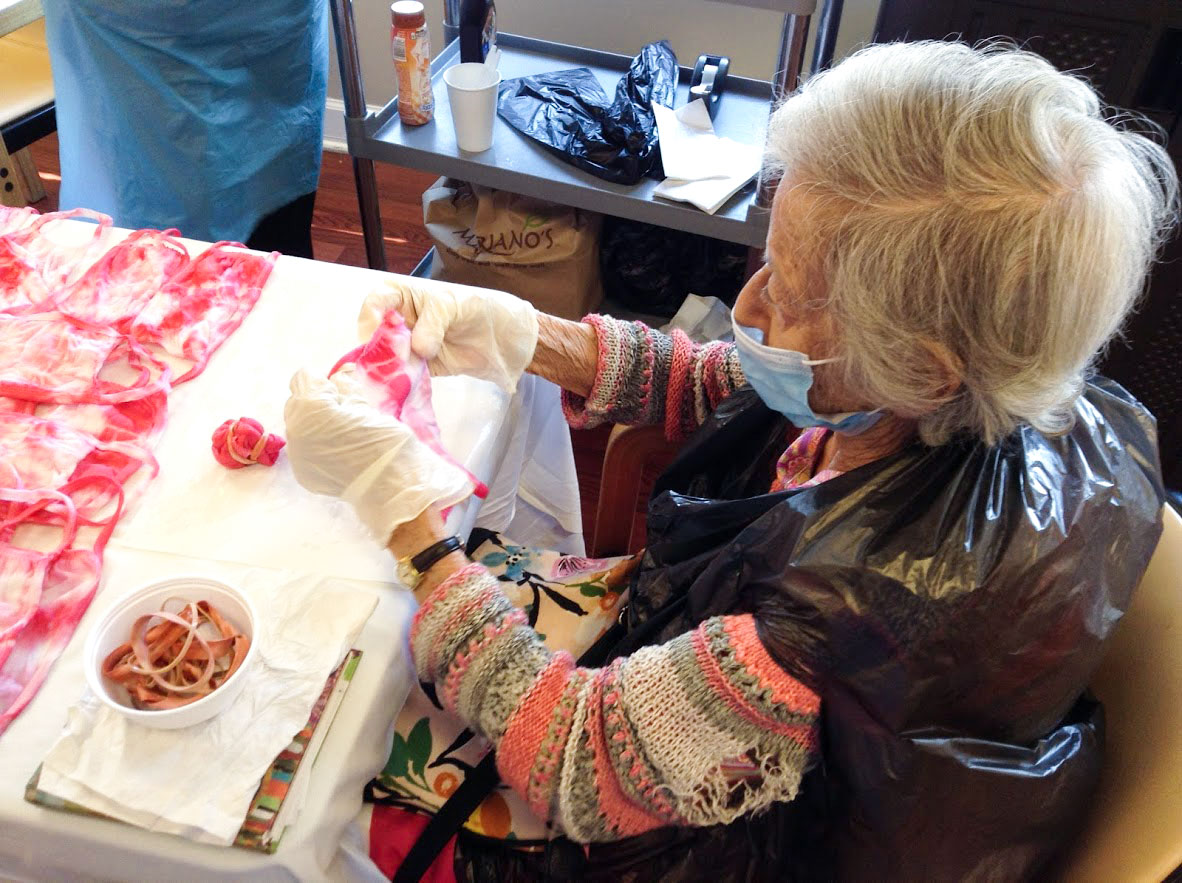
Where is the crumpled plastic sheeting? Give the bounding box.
[497,41,678,185]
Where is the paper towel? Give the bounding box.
[38,571,378,845]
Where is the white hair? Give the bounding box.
[765,40,1179,445]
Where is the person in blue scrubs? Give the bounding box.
[43,0,327,257]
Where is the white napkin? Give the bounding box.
[661,294,734,343]
[38,571,378,845]
[652,99,763,215]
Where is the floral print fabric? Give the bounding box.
[770,426,839,492]
[365,530,639,842]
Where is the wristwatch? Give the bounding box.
[396,535,464,590]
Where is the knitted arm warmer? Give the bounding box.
[561,314,746,441]
[410,563,821,843]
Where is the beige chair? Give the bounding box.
[0,17,53,206]
[1055,504,1182,881]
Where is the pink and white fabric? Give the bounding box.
[333,309,489,500]
[0,238,52,314]
[0,206,38,237]
[0,475,122,731]
[3,209,113,296]
[132,242,276,383]
[0,205,277,735]
[54,229,190,329]
[0,312,171,405]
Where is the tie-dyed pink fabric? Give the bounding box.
[332,309,489,500]
[0,205,276,734]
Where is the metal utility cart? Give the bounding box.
[329,0,825,273]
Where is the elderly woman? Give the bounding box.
[284,41,1177,881]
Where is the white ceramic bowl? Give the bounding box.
[84,576,259,730]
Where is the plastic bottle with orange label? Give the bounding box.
[391,1,434,126]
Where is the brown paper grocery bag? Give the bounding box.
[423,179,604,320]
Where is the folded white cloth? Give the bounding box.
[652,99,763,215]
[38,571,377,845]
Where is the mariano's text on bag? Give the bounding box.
[423,179,603,320]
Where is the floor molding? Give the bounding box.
[323,96,386,154]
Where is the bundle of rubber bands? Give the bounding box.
[100,599,250,710]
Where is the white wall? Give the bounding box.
[327,0,882,110]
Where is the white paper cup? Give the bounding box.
[444,63,502,153]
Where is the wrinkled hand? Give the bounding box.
[283,368,472,545]
[359,277,538,393]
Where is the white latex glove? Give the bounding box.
[283,368,472,545]
[359,277,538,394]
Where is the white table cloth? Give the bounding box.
[0,230,582,881]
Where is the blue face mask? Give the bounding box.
[732,317,884,435]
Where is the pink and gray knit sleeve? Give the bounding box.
[561,314,746,442]
[410,562,821,843]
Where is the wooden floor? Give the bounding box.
[305,151,438,272]
[24,134,623,543]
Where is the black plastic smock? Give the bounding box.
[454,378,1164,881]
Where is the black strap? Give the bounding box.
[391,751,500,883]
[390,621,629,881]
[411,535,464,574]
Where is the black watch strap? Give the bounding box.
[410,535,464,574]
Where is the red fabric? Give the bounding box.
[0,206,274,735]
[0,472,124,729]
[131,242,277,383]
[1,208,112,300]
[210,417,285,469]
[369,804,457,883]
[0,313,171,405]
[0,237,52,313]
[54,228,190,328]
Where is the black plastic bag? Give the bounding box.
[603,378,1164,880]
[449,379,1162,881]
[497,41,678,185]
[599,216,747,316]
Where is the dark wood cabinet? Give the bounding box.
[874,0,1182,486]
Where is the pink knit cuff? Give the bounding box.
[439,607,531,714]
[561,314,625,429]
[664,328,696,441]
[583,662,669,837]
[721,615,821,715]
[701,342,734,404]
[692,617,821,750]
[409,561,487,649]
